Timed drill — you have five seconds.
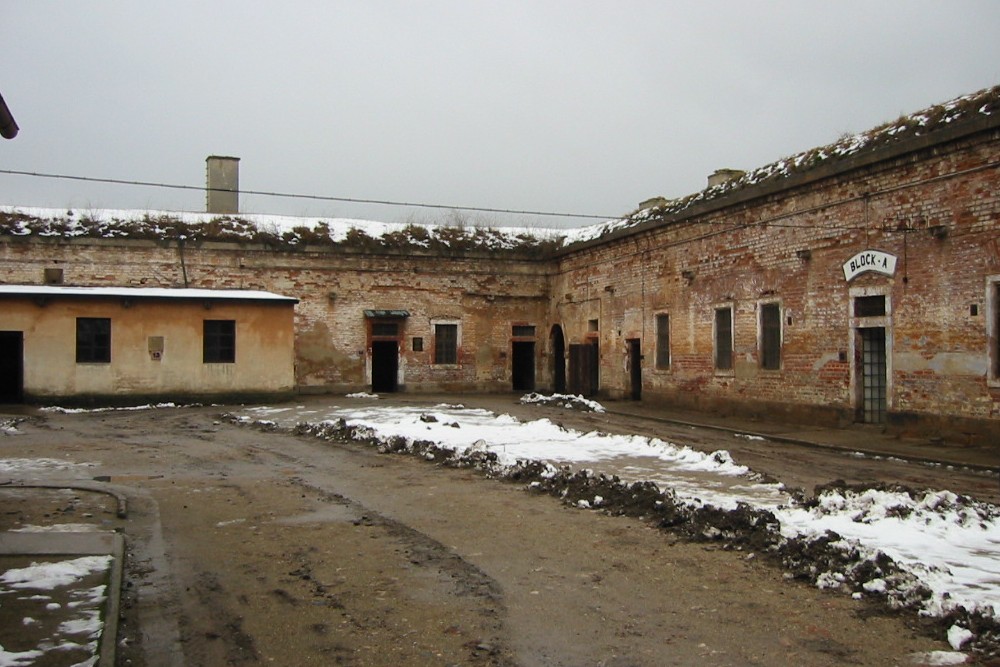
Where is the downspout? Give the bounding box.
[178,236,189,288]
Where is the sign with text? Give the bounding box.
[843,250,897,281]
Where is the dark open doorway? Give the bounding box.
[550,325,566,394]
[512,341,535,392]
[0,331,24,403]
[371,340,399,393]
[627,338,642,400]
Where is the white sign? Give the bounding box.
[843,250,897,281]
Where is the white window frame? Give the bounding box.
[987,275,1000,388]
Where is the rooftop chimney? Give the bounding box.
[206,155,240,214]
[707,168,745,189]
[0,92,18,140]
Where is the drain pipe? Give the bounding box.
[178,236,189,288]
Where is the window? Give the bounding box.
[655,314,670,370]
[995,283,1000,379]
[412,337,423,352]
[989,279,1000,385]
[854,295,886,318]
[371,322,398,337]
[760,303,781,370]
[204,320,236,363]
[512,325,535,338]
[714,307,733,371]
[434,323,458,365]
[76,318,111,363]
[587,319,599,333]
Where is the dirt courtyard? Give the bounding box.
[2,396,989,666]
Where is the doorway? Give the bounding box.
[857,327,887,424]
[568,340,599,397]
[627,339,642,400]
[550,325,566,394]
[511,341,535,392]
[371,340,399,393]
[0,331,24,403]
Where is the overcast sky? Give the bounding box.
[2,1,999,228]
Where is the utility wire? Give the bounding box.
[0,168,616,221]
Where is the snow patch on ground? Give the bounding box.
[0,555,111,667]
[230,399,1000,656]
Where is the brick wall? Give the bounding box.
[552,125,1000,439]
[0,237,551,394]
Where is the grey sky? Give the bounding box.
[2,1,999,228]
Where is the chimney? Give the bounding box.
[206,155,240,214]
[707,168,745,189]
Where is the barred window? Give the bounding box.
[655,314,670,370]
[204,320,236,363]
[76,318,111,363]
[760,303,781,370]
[714,307,733,371]
[434,323,458,365]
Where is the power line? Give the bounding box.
[0,168,617,221]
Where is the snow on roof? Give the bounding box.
[1,86,995,251]
[0,205,568,253]
[0,284,298,303]
[566,84,1000,247]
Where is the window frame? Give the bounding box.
[431,320,460,366]
[203,319,236,364]
[714,305,734,373]
[76,317,111,364]
[655,313,670,370]
[759,302,782,371]
[988,276,1000,387]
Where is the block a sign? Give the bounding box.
[843,250,897,281]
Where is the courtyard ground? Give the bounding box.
[1,395,997,666]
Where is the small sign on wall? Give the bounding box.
[843,250,897,281]
[148,336,164,361]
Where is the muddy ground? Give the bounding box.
[2,396,995,666]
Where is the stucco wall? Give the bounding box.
[0,296,296,401]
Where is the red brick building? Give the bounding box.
[1,86,998,441]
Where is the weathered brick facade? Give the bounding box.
[2,88,998,442]
[552,113,1000,441]
[0,237,551,395]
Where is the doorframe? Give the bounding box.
[367,317,405,393]
[848,286,893,424]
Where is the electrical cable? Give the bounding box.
[0,168,616,221]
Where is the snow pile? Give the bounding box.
[519,392,606,413]
[231,401,1000,656]
[0,419,22,436]
[776,485,1000,617]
